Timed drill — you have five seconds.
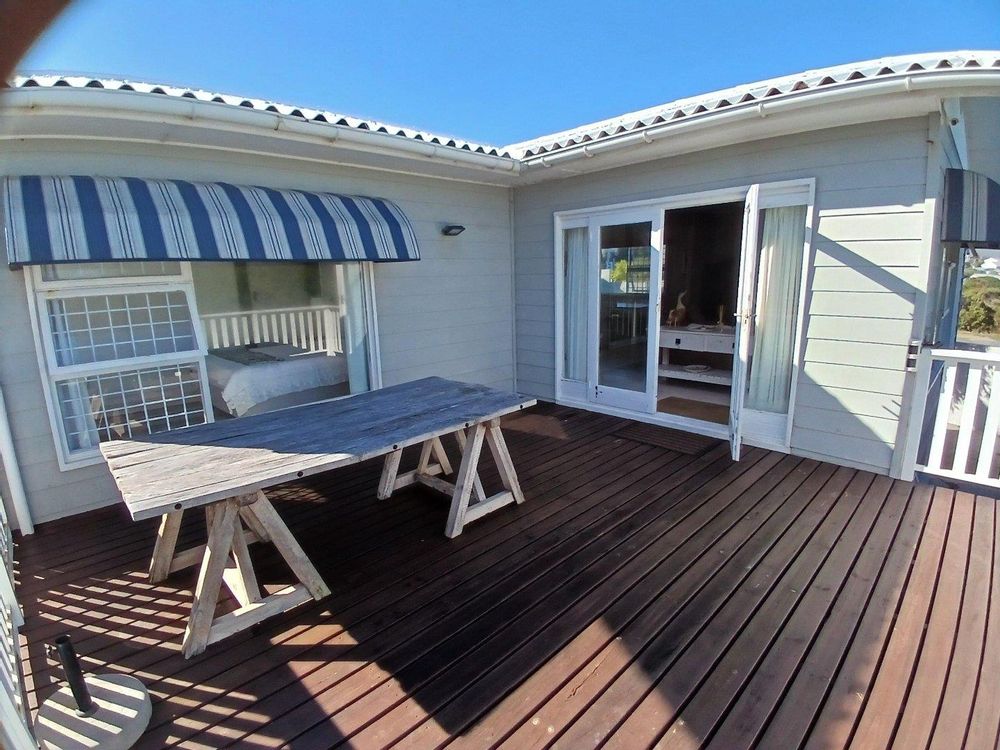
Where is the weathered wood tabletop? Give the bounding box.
[101,376,536,521]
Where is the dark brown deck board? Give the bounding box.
[929,496,995,750]
[760,482,923,749]
[892,491,975,749]
[456,458,834,750]
[964,504,1000,750]
[12,404,998,750]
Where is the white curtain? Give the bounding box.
[746,205,807,413]
[336,263,371,394]
[563,227,588,381]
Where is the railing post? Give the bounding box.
[900,346,933,481]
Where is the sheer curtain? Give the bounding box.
[563,227,588,381]
[334,263,371,394]
[746,205,807,413]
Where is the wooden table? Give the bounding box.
[100,377,536,657]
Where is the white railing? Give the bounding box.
[200,304,342,355]
[0,495,35,750]
[907,347,1000,490]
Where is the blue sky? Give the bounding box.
[20,0,1000,146]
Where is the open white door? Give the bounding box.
[730,184,761,460]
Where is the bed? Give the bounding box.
[205,342,350,417]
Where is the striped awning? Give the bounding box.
[942,168,1000,249]
[3,175,420,266]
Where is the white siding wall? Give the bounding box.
[965,97,1000,182]
[512,117,934,474]
[0,141,514,524]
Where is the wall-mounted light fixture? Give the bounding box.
[441,224,466,237]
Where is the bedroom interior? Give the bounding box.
[190,261,373,418]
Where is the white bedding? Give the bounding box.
[206,343,348,417]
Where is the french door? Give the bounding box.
[730,182,812,459]
[556,179,812,459]
[587,210,662,412]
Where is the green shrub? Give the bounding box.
[960,275,1000,333]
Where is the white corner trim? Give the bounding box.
[0,385,33,534]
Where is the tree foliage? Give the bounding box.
[960,275,1000,334]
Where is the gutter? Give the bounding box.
[0,87,521,176]
[520,71,1000,170]
[0,385,33,535]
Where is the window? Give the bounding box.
[27,264,211,468]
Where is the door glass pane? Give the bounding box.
[563,227,588,381]
[745,205,806,413]
[598,221,651,393]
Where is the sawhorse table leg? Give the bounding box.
[378,419,526,537]
[147,491,330,658]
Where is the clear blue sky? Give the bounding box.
[19,0,1000,146]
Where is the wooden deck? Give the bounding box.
[12,404,1000,749]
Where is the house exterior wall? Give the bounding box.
[0,141,514,525]
[512,117,936,475]
[965,96,1000,181]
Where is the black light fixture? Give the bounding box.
[441,224,466,237]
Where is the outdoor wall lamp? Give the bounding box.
[441,224,466,236]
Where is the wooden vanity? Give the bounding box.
[658,325,735,386]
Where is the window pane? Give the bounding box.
[47,291,198,366]
[55,362,206,453]
[40,261,182,281]
[563,227,588,382]
[598,222,652,393]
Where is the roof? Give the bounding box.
[8,74,513,158]
[8,51,1000,168]
[505,50,1000,159]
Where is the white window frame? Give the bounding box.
[553,178,815,450]
[24,262,214,471]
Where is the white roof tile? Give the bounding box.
[8,73,513,158]
[504,51,1000,158]
[9,51,1000,165]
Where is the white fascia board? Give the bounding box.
[0,88,522,186]
[517,73,1000,182]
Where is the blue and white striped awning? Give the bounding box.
[3,175,420,266]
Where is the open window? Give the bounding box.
[7,175,406,470]
[27,262,211,469]
[27,260,380,470]
[191,261,377,419]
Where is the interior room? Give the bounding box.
[190,261,372,419]
[657,202,743,424]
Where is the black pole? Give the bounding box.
[53,634,93,716]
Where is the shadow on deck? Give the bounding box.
[13,404,1000,749]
